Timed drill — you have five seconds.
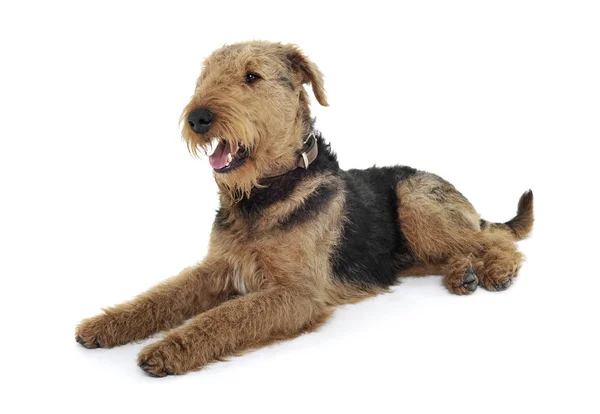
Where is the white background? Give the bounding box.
[1,1,599,413]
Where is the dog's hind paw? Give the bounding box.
[476,246,521,292]
[444,266,479,295]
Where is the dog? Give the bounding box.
[76,41,534,377]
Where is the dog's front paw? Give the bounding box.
[137,340,182,378]
[75,313,117,349]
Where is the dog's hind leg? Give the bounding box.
[396,172,484,294]
[397,173,533,295]
[473,232,523,291]
[474,191,533,291]
[75,259,232,348]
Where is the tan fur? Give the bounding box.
[397,172,531,295]
[75,261,234,349]
[180,41,327,200]
[75,41,534,376]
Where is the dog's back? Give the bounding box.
[331,165,418,288]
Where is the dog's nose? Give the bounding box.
[187,108,214,133]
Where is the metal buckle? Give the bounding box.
[300,131,314,169]
[300,152,309,169]
[303,131,315,145]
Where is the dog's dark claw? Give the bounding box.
[496,279,511,291]
[76,336,100,349]
[139,362,158,376]
[463,269,477,284]
[464,280,478,291]
[462,268,478,291]
[139,361,171,377]
[146,370,164,378]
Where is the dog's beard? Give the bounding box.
[180,107,302,202]
[182,128,262,201]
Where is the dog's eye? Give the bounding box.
[245,72,261,84]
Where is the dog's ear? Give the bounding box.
[284,45,329,106]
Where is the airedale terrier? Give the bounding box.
[76,41,534,377]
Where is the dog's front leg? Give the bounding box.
[75,259,231,348]
[137,287,328,377]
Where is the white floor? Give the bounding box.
[1,1,598,413]
[18,244,599,414]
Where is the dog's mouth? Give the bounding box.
[208,139,250,173]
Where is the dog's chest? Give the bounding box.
[227,250,269,295]
[219,230,273,295]
[231,267,249,294]
[218,225,305,295]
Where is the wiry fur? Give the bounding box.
[76,41,534,377]
[180,42,327,200]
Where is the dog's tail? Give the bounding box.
[480,190,534,241]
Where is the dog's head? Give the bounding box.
[181,41,327,199]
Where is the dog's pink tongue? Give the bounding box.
[209,141,230,169]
